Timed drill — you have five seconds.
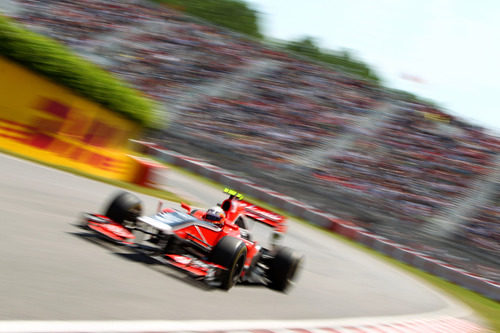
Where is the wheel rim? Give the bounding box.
[232,255,245,284]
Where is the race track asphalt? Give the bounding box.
[0,153,459,320]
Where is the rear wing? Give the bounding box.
[240,200,286,232]
[223,188,287,232]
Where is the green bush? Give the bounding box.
[0,16,156,127]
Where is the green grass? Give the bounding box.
[336,235,500,332]
[158,158,500,331]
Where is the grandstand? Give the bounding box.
[2,0,499,282]
[460,182,500,258]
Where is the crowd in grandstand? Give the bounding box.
[175,61,381,170]
[462,185,500,254]
[12,0,156,47]
[313,104,499,223]
[4,0,500,280]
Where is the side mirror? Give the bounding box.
[181,202,191,213]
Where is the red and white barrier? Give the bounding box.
[128,155,168,189]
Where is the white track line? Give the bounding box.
[0,316,484,333]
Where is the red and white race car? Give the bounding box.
[81,188,303,291]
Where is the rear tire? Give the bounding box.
[209,236,247,290]
[268,247,303,292]
[105,192,143,225]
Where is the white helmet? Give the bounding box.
[205,206,225,227]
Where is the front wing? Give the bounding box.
[81,213,227,286]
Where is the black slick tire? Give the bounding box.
[105,192,143,225]
[268,247,303,292]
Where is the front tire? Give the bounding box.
[105,192,143,225]
[209,236,247,290]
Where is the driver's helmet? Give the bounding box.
[204,206,225,227]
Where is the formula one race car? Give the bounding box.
[81,188,303,291]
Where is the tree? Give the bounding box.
[283,36,381,84]
[284,37,320,58]
[154,0,262,39]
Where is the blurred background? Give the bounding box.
[0,0,498,285]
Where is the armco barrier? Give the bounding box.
[150,146,500,302]
[128,155,168,189]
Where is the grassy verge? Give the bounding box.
[335,234,500,331]
[0,148,187,203]
[160,159,500,331]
